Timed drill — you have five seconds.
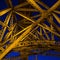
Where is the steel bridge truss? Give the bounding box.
[0,0,60,60]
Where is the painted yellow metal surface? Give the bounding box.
[0,0,60,60]
[0,8,11,16]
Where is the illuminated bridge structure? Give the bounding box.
[0,0,60,60]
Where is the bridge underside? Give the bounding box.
[0,0,60,60]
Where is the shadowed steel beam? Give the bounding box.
[51,25,54,40]
[43,28,50,40]
[8,0,13,8]
[52,13,60,23]
[20,26,40,40]
[0,8,11,16]
[37,31,45,40]
[16,8,38,12]
[31,14,41,19]
[14,2,28,9]
[27,0,44,13]
[15,40,55,48]
[0,12,12,42]
[5,0,13,8]
[35,0,49,9]
[47,16,60,33]
[4,24,16,40]
[0,24,32,60]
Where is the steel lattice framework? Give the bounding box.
[0,0,60,60]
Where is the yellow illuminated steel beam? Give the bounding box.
[27,0,44,13]
[0,12,12,42]
[54,10,60,14]
[36,0,60,14]
[1,24,32,46]
[15,11,44,24]
[13,25,33,37]
[4,12,12,25]
[2,26,39,48]
[19,26,40,40]
[0,21,10,29]
[4,24,16,40]
[0,8,11,16]
[52,13,60,23]
[37,0,60,16]
[14,40,55,48]
[0,24,32,60]
[0,21,4,27]
[19,26,39,41]
[15,12,60,37]
[27,0,60,16]
[35,0,60,23]
[40,27,43,35]
[0,47,5,52]
[36,0,60,17]
[47,0,60,12]
[47,16,60,33]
